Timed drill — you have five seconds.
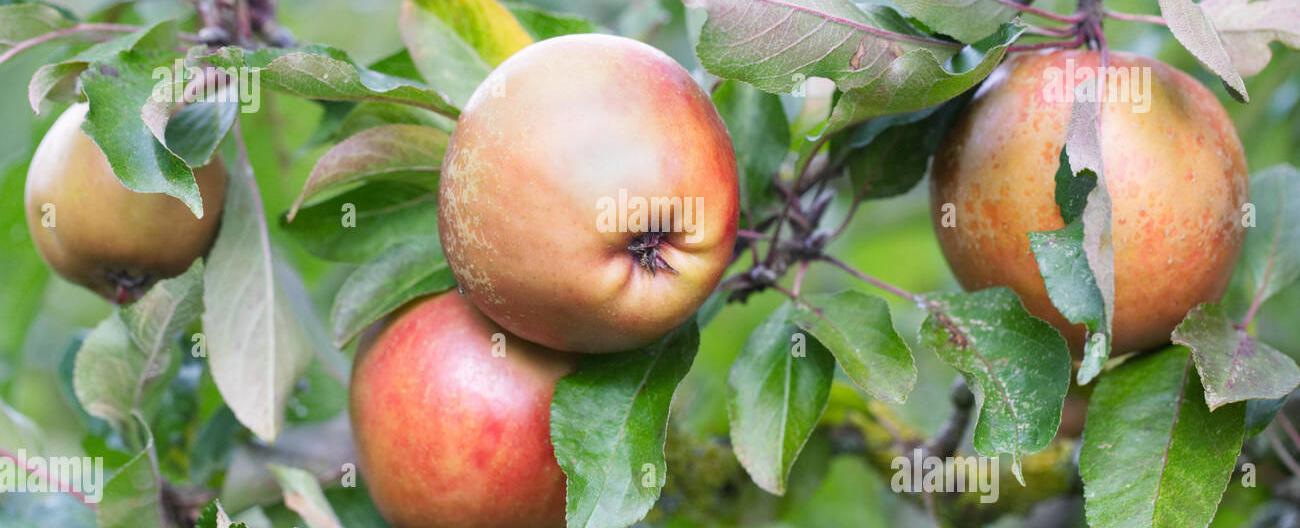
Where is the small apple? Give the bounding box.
[24,103,226,303]
[438,33,739,353]
[931,50,1247,353]
[349,292,574,528]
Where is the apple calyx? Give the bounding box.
[627,231,677,275]
[106,268,152,305]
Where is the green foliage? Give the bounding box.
[1080,347,1244,528]
[551,323,699,528]
[727,303,834,495]
[918,288,1072,481]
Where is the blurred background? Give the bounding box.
[0,0,1296,526]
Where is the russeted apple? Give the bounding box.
[349,292,573,528]
[931,50,1247,354]
[438,33,739,354]
[24,103,226,303]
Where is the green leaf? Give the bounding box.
[331,240,456,347]
[280,181,436,263]
[551,323,699,528]
[203,45,459,118]
[195,499,248,528]
[120,260,205,363]
[1158,0,1249,102]
[693,0,1022,135]
[399,0,533,107]
[287,123,445,220]
[98,415,164,528]
[825,24,1023,135]
[842,95,966,200]
[163,99,238,168]
[892,0,1017,43]
[506,2,599,40]
[27,24,172,111]
[202,140,315,442]
[727,303,835,495]
[1230,165,1300,314]
[268,464,344,528]
[0,3,71,54]
[1080,346,1245,528]
[1029,222,1109,382]
[74,23,209,217]
[711,79,789,223]
[1245,395,1286,437]
[791,290,915,404]
[1052,149,1098,225]
[1172,303,1300,410]
[918,288,1071,481]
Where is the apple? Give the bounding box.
[349,292,574,528]
[931,50,1247,354]
[437,33,739,353]
[24,103,226,303]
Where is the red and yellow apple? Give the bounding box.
[24,103,226,303]
[437,34,739,353]
[931,50,1247,353]
[349,292,573,528]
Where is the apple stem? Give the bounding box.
[819,254,920,303]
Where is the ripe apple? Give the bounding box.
[931,50,1247,354]
[437,33,739,353]
[349,292,574,528]
[24,103,226,303]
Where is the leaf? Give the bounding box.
[98,415,164,528]
[203,45,459,118]
[551,323,699,528]
[791,290,915,403]
[1245,395,1287,437]
[27,24,172,112]
[74,261,204,439]
[219,417,355,513]
[0,3,71,54]
[1065,98,1116,378]
[280,181,437,263]
[692,0,1021,135]
[399,0,533,107]
[163,99,239,168]
[1172,303,1300,410]
[892,0,1018,43]
[195,499,247,528]
[120,259,205,363]
[1200,0,1300,77]
[1030,223,1110,383]
[287,124,445,220]
[728,303,835,495]
[822,24,1023,135]
[842,94,967,200]
[73,23,210,217]
[202,139,314,442]
[1158,0,1249,102]
[506,2,600,40]
[269,465,344,528]
[918,288,1072,482]
[1080,346,1245,528]
[1231,165,1300,314]
[331,239,456,347]
[711,79,789,223]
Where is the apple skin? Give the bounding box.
[24,103,226,303]
[438,33,739,354]
[931,50,1247,354]
[349,292,575,528]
